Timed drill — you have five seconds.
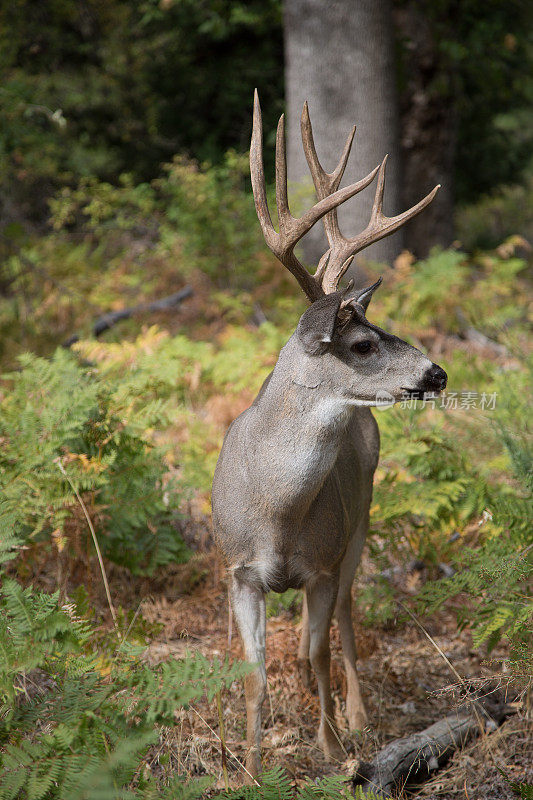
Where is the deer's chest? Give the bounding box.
[266,443,371,586]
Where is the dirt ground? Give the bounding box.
[22,499,531,799]
[87,530,531,800]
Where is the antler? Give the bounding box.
[301,103,440,294]
[250,90,378,302]
[251,91,440,300]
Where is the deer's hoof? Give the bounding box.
[244,748,261,785]
[318,723,344,763]
[346,703,368,734]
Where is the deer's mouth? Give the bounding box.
[401,364,448,400]
[401,388,441,400]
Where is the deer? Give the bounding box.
[211,90,447,780]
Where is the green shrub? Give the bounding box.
[157,152,270,290]
[214,769,354,799]
[374,245,528,337]
[418,359,532,673]
[0,579,249,800]
[73,322,290,498]
[0,348,188,574]
[0,153,284,366]
[456,178,533,254]
[48,151,272,296]
[356,245,531,652]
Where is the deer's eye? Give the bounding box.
[352,340,373,355]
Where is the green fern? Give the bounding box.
[296,774,353,799]
[0,348,189,575]
[0,580,251,800]
[212,769,354,800]
[418,364,532,671]
[213,767,293,799]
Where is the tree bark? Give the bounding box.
[394,2,456,257]
[284,0,402,268]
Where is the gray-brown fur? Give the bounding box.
[211,94,447,781]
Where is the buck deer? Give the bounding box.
[212,91,447,780]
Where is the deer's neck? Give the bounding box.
[244,341,358,510]
[258,369,355,445]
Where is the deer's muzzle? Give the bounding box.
[422,363,448,392]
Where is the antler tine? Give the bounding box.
[370,153,388,222]
[301,101,357,247]
[301,103,380,291]
[250,89,277,251]
[369,156,441,238]
[250,91,321,301]
[275,113,291,231]
[301,102,356,197]
[250,91,391,303]
[321,156,440,293]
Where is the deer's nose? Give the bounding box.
[424,363,448,391]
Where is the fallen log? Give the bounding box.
[352,690,514,798]
[63,286,193,347]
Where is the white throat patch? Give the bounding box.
[314,396,393,425]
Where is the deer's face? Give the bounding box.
[295,284,447,405]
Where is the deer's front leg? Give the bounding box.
[335,533,368,733]
[306,573,344,762]
[297,591,312,688]
[230,575,266,782]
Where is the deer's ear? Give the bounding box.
[296,292,342,355]
[343,277,383,313]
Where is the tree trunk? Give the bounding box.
[284,0,402,268]
[394,2,455,257]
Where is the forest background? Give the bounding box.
[0,1,531,798]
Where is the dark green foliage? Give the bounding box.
[0,0,283,225]
[2,0,531,244]
[449,1,533,202]
[397,0,533,202]
[0,348,188,573]
[0,579,250,800]
[135,0,283,167]
[212,767,353,799]
[456,180,533,252]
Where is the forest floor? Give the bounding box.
[38,527,531,800]
[13,257,531,797]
